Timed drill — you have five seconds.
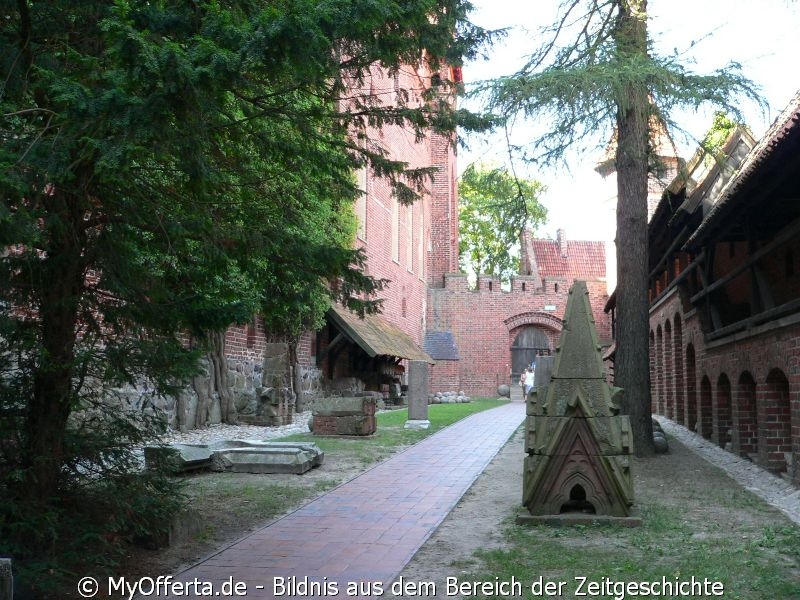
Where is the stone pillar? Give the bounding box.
[532,356,554,403]
[405,360,430,429]
[257,343,295,426]
[0,557,12,600]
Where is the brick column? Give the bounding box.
[664,321,674,419]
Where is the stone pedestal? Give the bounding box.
[522,281,637,523]
[0,557,12,600]
[312,396,376,435]
[405,360,430,430]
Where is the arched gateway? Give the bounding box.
[506,312,563,384]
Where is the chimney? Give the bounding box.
[557,228,568,258]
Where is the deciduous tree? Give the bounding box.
[458,164,547,285]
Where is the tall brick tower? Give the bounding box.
[427,67,461,289]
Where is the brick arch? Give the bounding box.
[699,375,713,439]
[685,344,697,431]
[673,314,684,425]
[734,371,758,459]
[655,325,664,415]
[759,369,792,474]
[715,373,732,450]
[506,313,563,384]
[649,330,656,413]
[664,319,674,419]
[504,311,564,334]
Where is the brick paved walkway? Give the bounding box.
[161,402,525,599]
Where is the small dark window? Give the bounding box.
[246,319,256,349]
[554,283,559,293]
[560,484,596,514]
[522,282,526,292]
[488,281,493,291]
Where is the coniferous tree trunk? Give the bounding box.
[613,0,655,456]
[22,190,86,501]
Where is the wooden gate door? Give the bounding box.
[511,327,552,384]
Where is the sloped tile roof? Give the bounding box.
[531,239,606,281]
[328,305,434,363]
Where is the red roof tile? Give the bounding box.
[531,239,606,281]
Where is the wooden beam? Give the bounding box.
[707,297,800,341]
[649,224,690,281]
[689,218,800,304]
[316,332,345,365]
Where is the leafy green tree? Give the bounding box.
[458,164,547,284]
[0,0,487,587]
[483,0,761,454]
[700,111,741,165]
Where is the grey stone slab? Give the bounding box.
[144,444,213,472]
[407,360,429,421]
[313,397,375,417]
[145,440,323,474]
[210,444,323,474]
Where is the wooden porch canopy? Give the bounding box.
[325,305,434,364]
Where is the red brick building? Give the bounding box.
[299,61,613,398]
[612,91,800,484]
[227,61,612,405]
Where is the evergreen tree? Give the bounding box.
[483,0,760,454]
[0,0,489,586]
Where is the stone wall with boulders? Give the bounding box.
[102,342,324,432]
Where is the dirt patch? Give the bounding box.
[397,427,798,597]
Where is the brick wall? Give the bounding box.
[427,275,610,396]
[351,64,451,350]
[650,287,800,484]
[224,315,267,363]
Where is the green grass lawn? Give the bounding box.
[461,516,799,600]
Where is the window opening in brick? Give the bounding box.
[560,484,595,514]
[554,283,559,293]
[406,205,413,271]
[246,319,256,349]
[522,282,526,292]
[391,199,399,262]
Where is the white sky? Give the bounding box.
[459,0,800,244]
